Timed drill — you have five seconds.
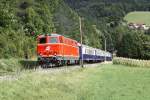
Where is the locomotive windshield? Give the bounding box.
[49,37,58,43]
[39,37,46,44]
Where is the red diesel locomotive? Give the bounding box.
[37,34,79,66]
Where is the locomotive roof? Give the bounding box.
[51,33,62,36]
[38,33,79,43]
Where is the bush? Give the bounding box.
[113,57,150,67]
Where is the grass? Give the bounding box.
[1,64,150,100]
[124,11,150,26]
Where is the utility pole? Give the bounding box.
[79,17,84,68]
[104,38,106,62]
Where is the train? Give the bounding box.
[37,33,112,67]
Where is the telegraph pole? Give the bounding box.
[79,17,84,68]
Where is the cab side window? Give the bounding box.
[49,37,58,43]
[60,37,63,43]
[39,37,46,44]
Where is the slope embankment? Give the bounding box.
[0,59,37,75]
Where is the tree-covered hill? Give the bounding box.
[0,0,150,59]
[65,0,150,59]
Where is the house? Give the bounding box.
[128,23,150,30]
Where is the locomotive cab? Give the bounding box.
[37,35,59,57]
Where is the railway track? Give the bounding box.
[0,62,112,81]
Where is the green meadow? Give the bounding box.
[1,64,150,100]
[124,11,150,26]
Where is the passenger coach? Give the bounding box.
[79,45,112,63]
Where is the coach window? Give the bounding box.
[49,37,58,43]
[39,37,46,44]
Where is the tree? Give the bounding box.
[117,31,150,59]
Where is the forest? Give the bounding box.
[0,0,150,59]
